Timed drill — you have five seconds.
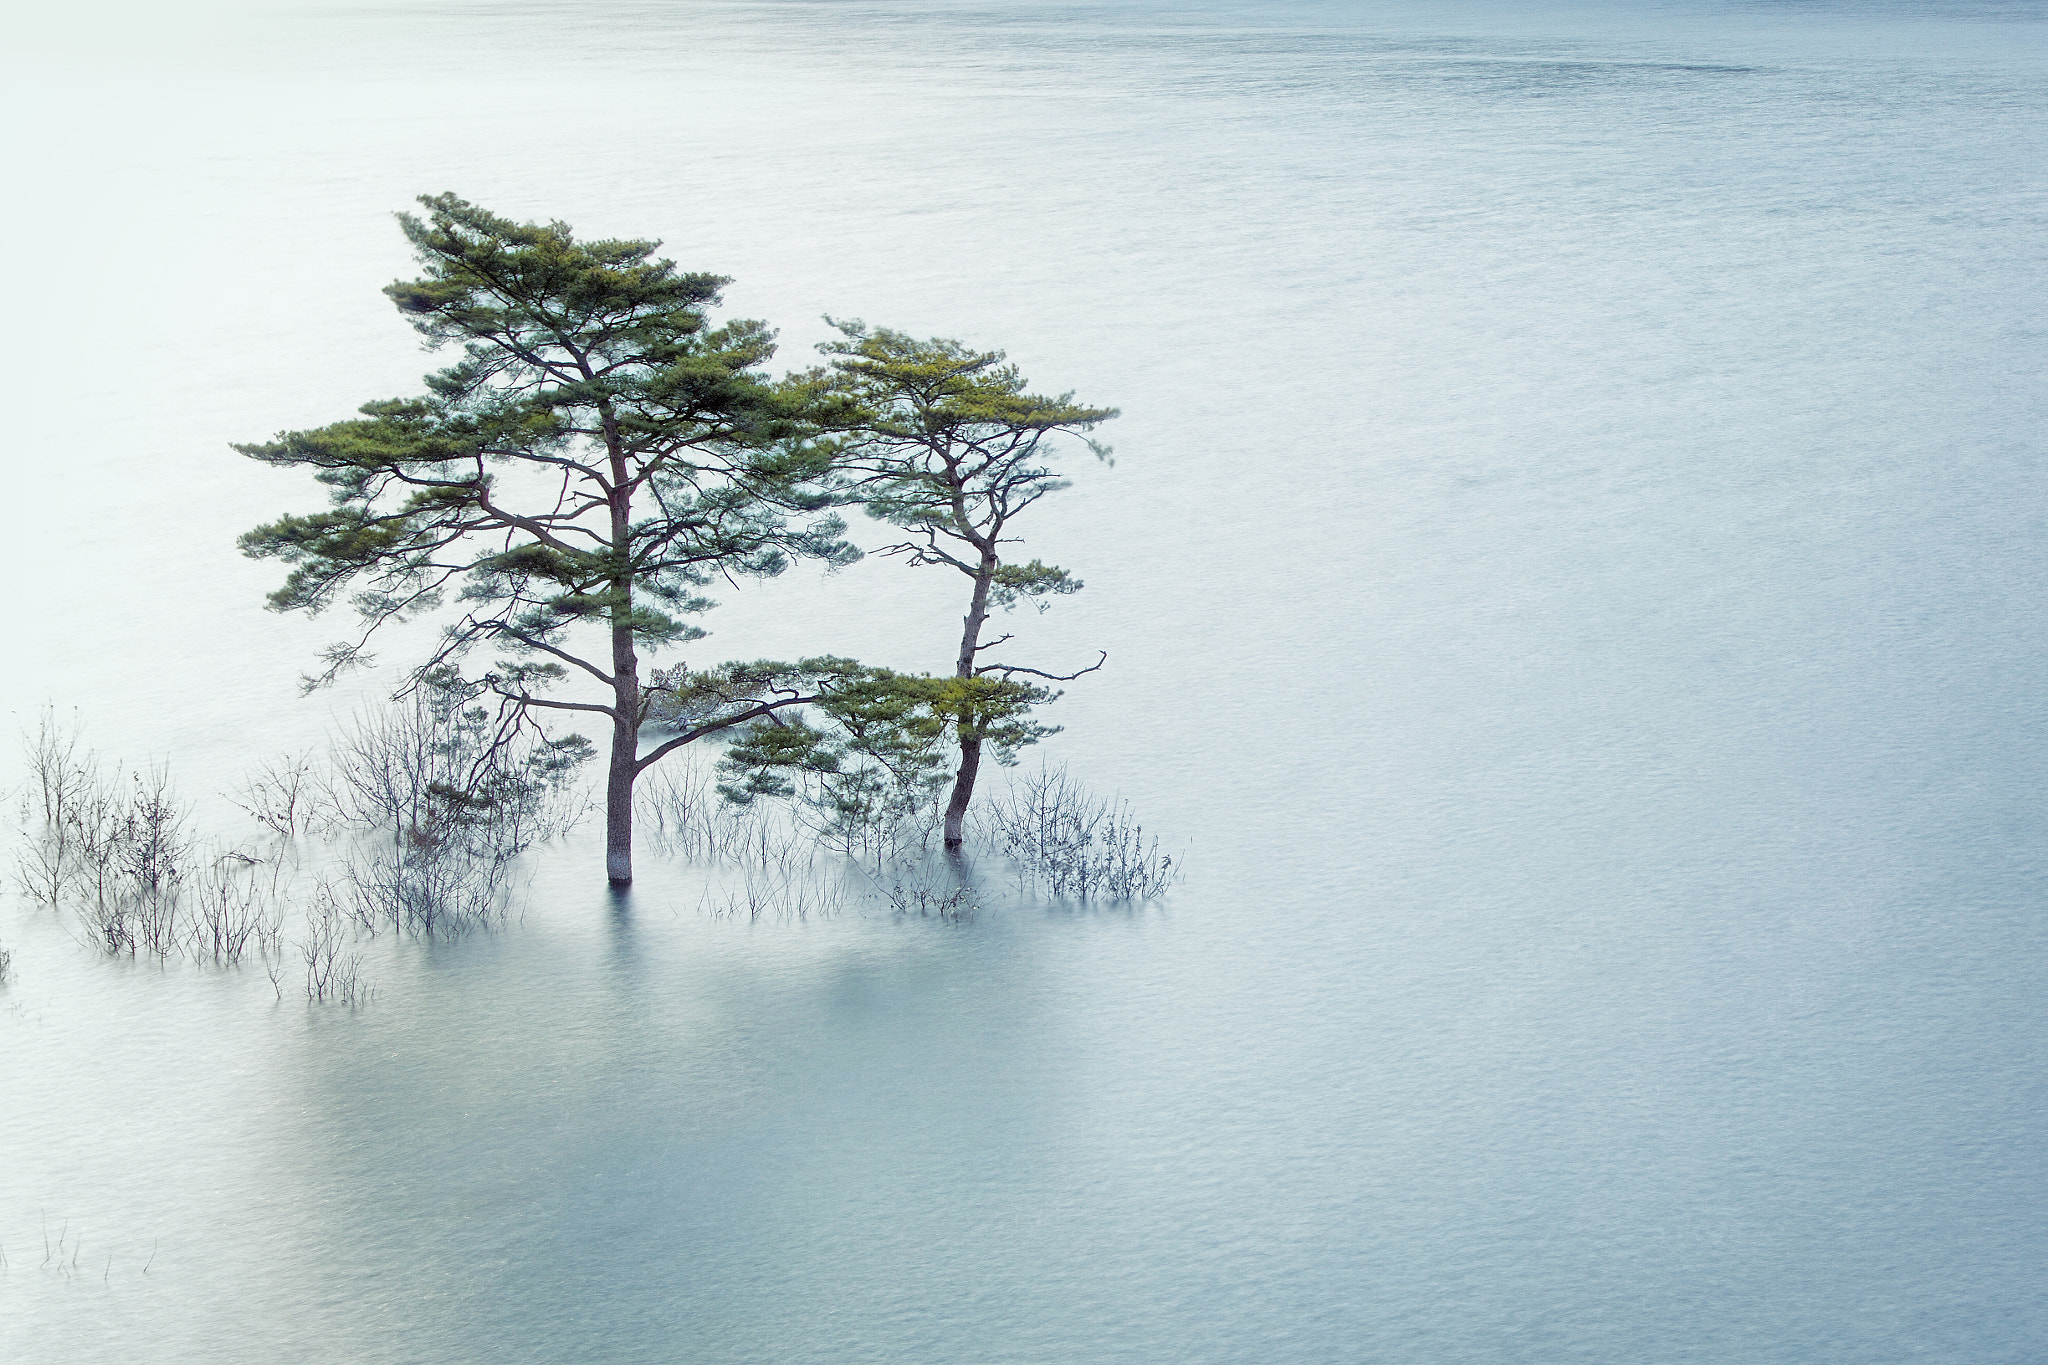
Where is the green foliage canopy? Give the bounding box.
[237,194,855,704]
[807,320,1118,845]
[236,195,864,883]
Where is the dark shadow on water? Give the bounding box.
[606,883,636,919]
[940,843,978,887]
[604,882,643,972]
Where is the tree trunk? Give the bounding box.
[605,456,640,884]
[606,625,640,883]
[606,712,636,885]
[942,558,997,848]
[942,732,982,848]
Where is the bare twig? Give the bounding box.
[975,651,1108,683]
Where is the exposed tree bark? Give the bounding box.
[942,730,984,849]
[943,554,998,847]
[606,711,638,884]
[605,404,639,883]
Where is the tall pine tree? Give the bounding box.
[239,195,857,884]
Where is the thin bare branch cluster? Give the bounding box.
[187,855,291,965]
[857,861,977,922]
[229,751,330,839]
[330,840,519,941]
[696,866,850,922]
[691,853,972,923]
[305,682,574,953]
[302,888,373,1007]
[637,760,816,869]
[12,713,286,967]
[326,675,590,857]
[8,706,556,1005]
[978,766,1180,901]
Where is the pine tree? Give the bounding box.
[238,195,858,884]
[817,321,1117,846]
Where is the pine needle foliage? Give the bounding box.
[814,321,1118,846]
[236,195,858,883]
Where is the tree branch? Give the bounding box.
[634,693,818,771]
[975,651,1107,682]
[493,689,620,720]
[487,622,617,687]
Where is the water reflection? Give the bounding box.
[236,849,1073,1362]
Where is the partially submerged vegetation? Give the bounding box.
[5,695,579,1006]
[811,320,1115,848]
[235,195,1115,886]
[4,194,1181,1002]
[7,700,1178,1003]
[979,766,1179,902]
[11,717,284,970]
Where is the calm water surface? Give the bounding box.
[3,1,2046,1360]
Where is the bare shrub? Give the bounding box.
[639,761,738,857]
[328,696,449,837]
[130,885,182,959]
[334,840,518,940]
[859,861,977,922]
[697,866,850,922]
[184,853,286,965]
[68,778,134,924]
[76,895,136,956]
[978,766,1179,901]
[12,714,155,921]
[344,848,504,938]
[13,709,102,910]
[302,890,372,1007]
[63,765,196,958]
[12,705,565,999]
[23,706,91,828]
[328,680,588,858]
[640,761,817,870]
[729,818,819,872]
[13,716,290,968]
[123,766,191,955]
[262,936,288,1000]
[13,827,72,913]
[283,682,584,945]
[28,758,196,959]
[121,766,189,901]
[692,848,972,924]
[229,751,328,839]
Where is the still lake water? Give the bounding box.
[4,0,2047,1359]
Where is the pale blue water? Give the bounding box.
[3,1,2046,1360]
